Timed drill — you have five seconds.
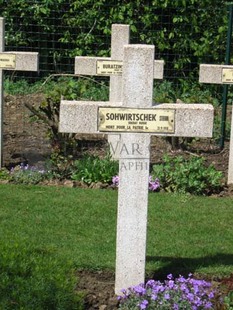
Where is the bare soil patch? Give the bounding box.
[3,93,51,167]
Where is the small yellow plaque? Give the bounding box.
[98,107,175,133]
[222,68,233,84]
[96,60,122,75]
[0,53,16,69]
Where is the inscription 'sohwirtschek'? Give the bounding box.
[96,60,122,75]
[0,54,16,69]
[222,68,233,84]
[98,107,175,133]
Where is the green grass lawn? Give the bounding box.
[0,184,232,279]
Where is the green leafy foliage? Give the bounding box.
[71,154,118,184]
[152,155,224,195]
[224,291,233,310]
[213,109,232,142]
[153,80,220,104]
[0,168,10,181]
[0,0,228,78]
[153,81,177,103]
[46,153,74,180]
[4,78,63,95]
[4,78,37,95]
[0,242,84,309]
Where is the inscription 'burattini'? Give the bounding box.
[103,64,122,70]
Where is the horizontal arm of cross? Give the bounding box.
[75,56,164,79]
[199,64,233,84]
[59,100,214,138]
[0,52,38,71]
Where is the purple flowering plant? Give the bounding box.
[112,175,160,192]
[112,175,120,187]
[10,163,47,185]
[118,274,221,310]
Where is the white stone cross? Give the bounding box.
[60,45,214,294]
[0,17,39,167]
[74,24,164,158]
[199,64,233,184]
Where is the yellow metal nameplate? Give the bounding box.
[0,53,16,69]
[96,60,122,75]
[222,68,233,84]
[98,107,175,133]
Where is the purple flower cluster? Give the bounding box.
[148,176,160,191]
[118,274,219,310]
[112,175,160,192]
[10,163,46,174]
[9,163,48,185]
[112,175,120,187]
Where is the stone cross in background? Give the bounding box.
[59,44,214,294]
[199,64,233,184]
[0,17,39,168]
[74,24,164,158]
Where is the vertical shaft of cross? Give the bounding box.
[0,18,4,168]
[109,24,129,158]
[115,45,154,294]
[108,25,129,156]
[109,24,129,102]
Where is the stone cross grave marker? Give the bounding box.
[0,17,39,167]
[60,44,214,294]
[199,64,233,184]
[74,24,164,158]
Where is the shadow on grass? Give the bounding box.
[146,253,233,280]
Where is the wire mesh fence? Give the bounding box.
[0,1,232,166]
[1,1,229,83]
